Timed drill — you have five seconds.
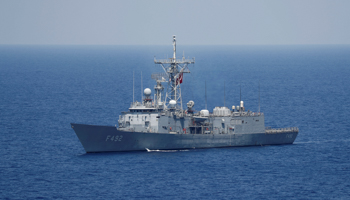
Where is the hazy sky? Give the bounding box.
[1,0,349,45]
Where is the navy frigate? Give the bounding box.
[71,36,298,153]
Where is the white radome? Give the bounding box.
[144,88,151,96]
[200,109,209,117]
[169,100,176,107]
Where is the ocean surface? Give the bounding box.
[1,44,350,199]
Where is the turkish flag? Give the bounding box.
[176,73,183,85]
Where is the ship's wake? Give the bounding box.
[145,148,189,152]
[295,138,350,144]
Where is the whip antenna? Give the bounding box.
[133,70,134,103]
[259,81,261,113]
[205,80,207,110]
[224,81,226,107]
[240,84,241,102]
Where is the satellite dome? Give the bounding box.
[144,88,151,96]
[169,100,176,107]
[200,109,209,117]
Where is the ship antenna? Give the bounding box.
[259,80,261,113]
[141,71,143,102]
[205,80,207,110]
[173,35,176,60]
[240,84,242,113]
[153,36,195,110]
[133,70,135,103]
[224,81,226,107]
[240,84,241,102]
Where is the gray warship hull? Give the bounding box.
[71,123,298,153]
[71,36,299,153]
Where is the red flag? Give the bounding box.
[176,73,183,85]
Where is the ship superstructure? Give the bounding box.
[71,36,298,153]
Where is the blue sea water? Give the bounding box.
[1,44,350,199]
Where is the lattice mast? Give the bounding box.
[154,35,195,110]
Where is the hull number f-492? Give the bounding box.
[106,135,123,142]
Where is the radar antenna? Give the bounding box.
[151,73,167,108]
[154,35,195,110]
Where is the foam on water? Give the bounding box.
[146,148,190,152]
